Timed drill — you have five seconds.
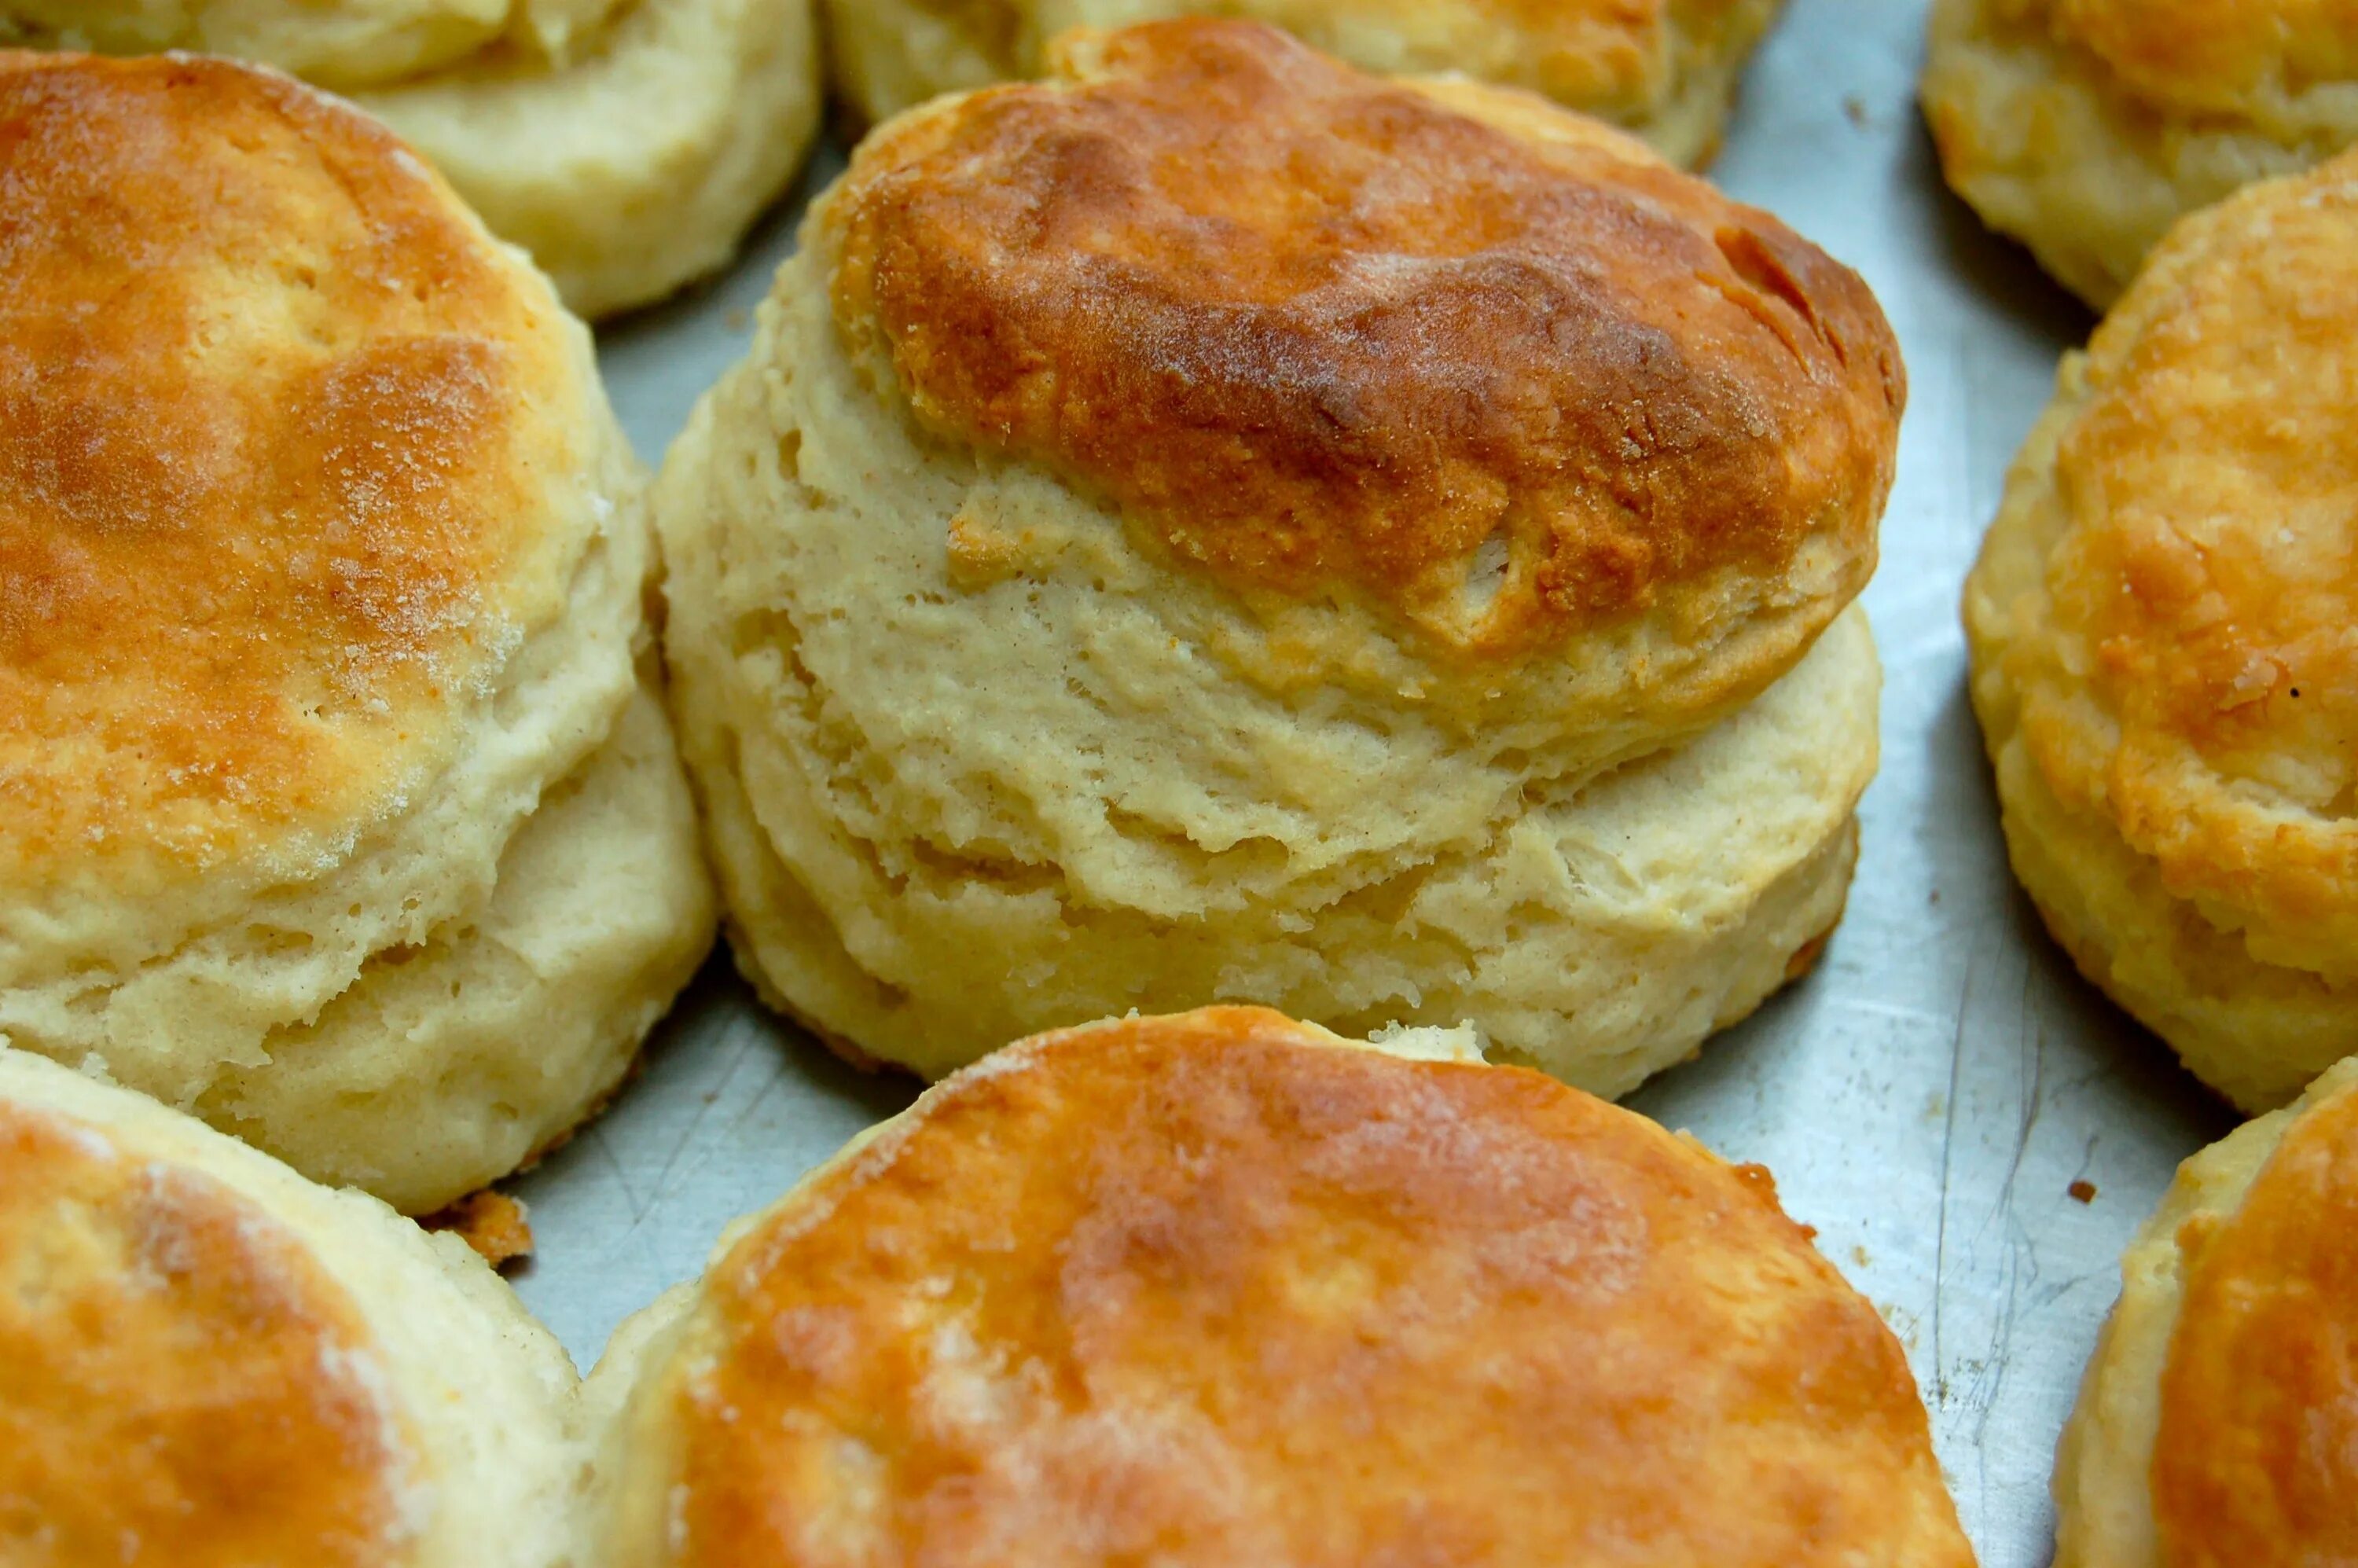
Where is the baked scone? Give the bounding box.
[2051,1054,2358,1566]
[0,52,715,1214]
[1963,149,2358,1112]
[579,1006,1974,1568]
[825,0,1783,167]
[656,18,1902,1089]
[0,1047,582,1566]
[1921,0,2358,308]
[0,0,820,317]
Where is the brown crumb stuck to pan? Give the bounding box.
[424,1189,535,1268]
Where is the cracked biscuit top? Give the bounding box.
[826,18,1901,662]
[0,51,586,900]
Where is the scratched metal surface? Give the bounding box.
[509,4,2241,1562]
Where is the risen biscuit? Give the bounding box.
[656,19,1901,1089]
[579,1007,1973,1568]
[825,0,1783,167]
[0,0,820,317]
[1963,149,2358,1112]
[1921,0,2358,308]
[0,52,714,1213]
[0,1047,582,1567]
[2051,1055,2358,1567]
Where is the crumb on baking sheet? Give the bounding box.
[2067,1180,2097,1204]
[424,1189,535,1268]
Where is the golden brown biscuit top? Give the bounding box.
[2155,1077,2358,1566]
[0,1100,415,1566]
[0,52,575,898]
[828,20,1902,659]
[2046,0,2358,112]
[2035,151,2358,965]
[646,1008,1970,1567]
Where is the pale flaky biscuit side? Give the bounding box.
[579,1008,1971,1568]
[0,53,712,1212]
[657,19,1897,1089]
[0,1047,583,1568]
[0,0,820,316]
[2051,1055,2358,1568]
[1922,0,2358,307]
[825,0,1783,167]
[1963,149,2358,1111]
[350,0,820,319]
[187,675,717,1210]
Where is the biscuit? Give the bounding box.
[1921,0,2358,308]
[826,0,1784,167]
[0,0,821,317]
[578,1007,1972,1568]
[2051,1055,2358,1567]
[0,1046,582,1567]
[656,19,1900,1089]
[0,52,714,1213]
[1963,149,2358,1111]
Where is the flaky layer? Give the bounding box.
[584,1008,1969,1568]
[1964,150,2358,1107]
[825,0,1783,167]
[1922,0,2358,307]
[657,211,1879,1085]
[353,0,820,318]
[185,676,716,1214]
[0,0,630,86]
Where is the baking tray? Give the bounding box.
[510,4,2241,1562]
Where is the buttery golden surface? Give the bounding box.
[2154,1078,2358,1566]
[0,1100,410,1566]
[2039,159,2358,968]
[828,18,1901,663]
[619,1009,1971,1567]
[1963,149,2358,1108]
[0,50,572,907]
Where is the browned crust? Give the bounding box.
[825,19,1901,660]
[0,1100,410,1563]
[1993,151,2358,968]
[2154,1079,2358,1562]
[648,1006,1971,1566]
[421,1188,537,1268]
[0,50,564,889]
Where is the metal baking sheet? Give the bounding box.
[511,5,2240,1562]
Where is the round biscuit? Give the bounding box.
[579,1007,1974,1568]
